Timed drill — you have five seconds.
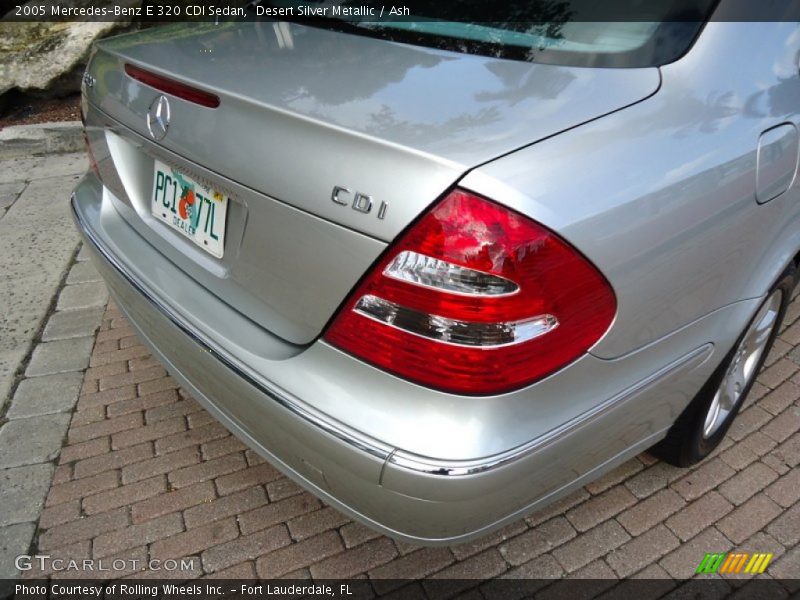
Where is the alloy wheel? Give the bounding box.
[702,290,783,439]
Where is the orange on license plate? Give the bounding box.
[151,160,228,258]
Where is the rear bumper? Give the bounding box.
[71,173,754,544]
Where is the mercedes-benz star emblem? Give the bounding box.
[146,95,171,141]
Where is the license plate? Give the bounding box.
[151,160,229,258]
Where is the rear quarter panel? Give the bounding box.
[461,22,800,359]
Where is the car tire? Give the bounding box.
[652,266,796,467]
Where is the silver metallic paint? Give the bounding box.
[461,21,800,358]
[73,178,729,541]
[756,123,799,204]
[85,110,387,345]
[73,17,800,541]
[87,22,659,240]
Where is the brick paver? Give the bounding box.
[19,295,800,589]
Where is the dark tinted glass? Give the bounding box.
[262,0,718,67]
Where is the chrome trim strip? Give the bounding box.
[354,294,558,348]
[387,343,713,477]
[70,192,392,461]
[383,250,520,297]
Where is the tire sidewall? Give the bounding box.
[688,273,795,462]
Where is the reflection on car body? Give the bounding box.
[72,1,800,543]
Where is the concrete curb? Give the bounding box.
[0,121,83,160]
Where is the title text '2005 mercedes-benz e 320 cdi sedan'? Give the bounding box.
[72,2,800,543]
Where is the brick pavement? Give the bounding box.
[17,292,800,592]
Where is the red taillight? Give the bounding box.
[324,189,616,395]
[80,101,100,178]
[124,64,220,108]
[83,131,100,178]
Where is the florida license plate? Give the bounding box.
[151,160,229,258]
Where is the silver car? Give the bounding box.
[72,5,800,544]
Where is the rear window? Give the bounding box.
[261,1,718,68]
